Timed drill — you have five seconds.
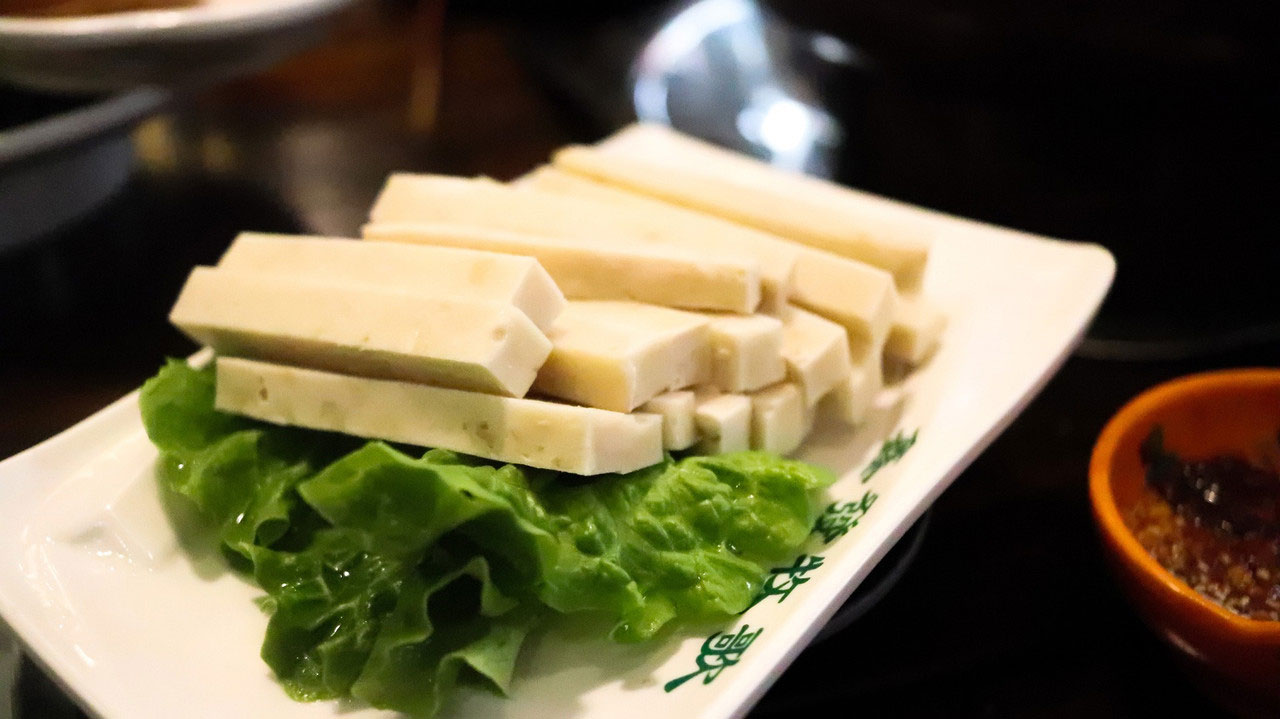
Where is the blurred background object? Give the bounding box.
[631,0,843,176]
[0,625,15,719]
[0,87,168,251]
[0,0,357,93]
[1,0,1276,716]
[0,0,196,17]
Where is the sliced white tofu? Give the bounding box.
[693,391,752,455]
[887,294,947,365]
[828,370,872,426]
[169,268,551,397]
[780,306,854,406]
[363,223,760,314]
[216,357,663,475]
[524,167,899,344]
[533,301,711,412]
[216,232,565,332]
[828,338,884,424]
[703,313,786,393]
[560,125,933,290]
[639,390,698,451]
[748,382,807,455]
[789,248,898,348]
[368,173,796,313]
[855,335,885,393]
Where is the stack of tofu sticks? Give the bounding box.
[166,124,945,476]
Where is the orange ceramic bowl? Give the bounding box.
[1090,368,1280,712]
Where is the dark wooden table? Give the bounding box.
[2,6,1272,717]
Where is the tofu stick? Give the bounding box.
[748,382,807,455]
[368,173,792,312]
[780,306,854,407]
[169,268,551,397]
[639,390,698,450]
[218,232,564,331]
[216,357,662,475]
[522,168,898,346]
[702,312,786,393]
[693,391,752,455]
[886,294,947,365]
[532,301,711,412]
[557,124,933,291]
[363,222,760,314]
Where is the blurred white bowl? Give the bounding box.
[0,87,170,251]
[0,0,357,93]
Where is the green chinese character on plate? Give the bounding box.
[812,490,877,544]
[861,429,919,483]
[743,554,825,611]
[663,625,764,692]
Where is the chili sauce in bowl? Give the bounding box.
[1090,368,1280,714]
[1128,427,1280,621]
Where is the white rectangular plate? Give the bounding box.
[0,204,1113,719]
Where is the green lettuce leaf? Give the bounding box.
[140,360,834,716]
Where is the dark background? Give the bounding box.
[3,1,1278,716]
